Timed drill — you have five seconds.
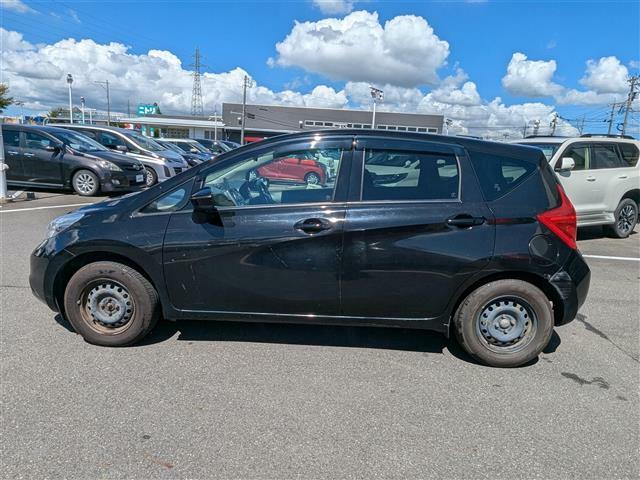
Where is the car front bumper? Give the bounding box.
[100,171,147,192]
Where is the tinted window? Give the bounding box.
[618,143,639,167]
[518,142,561,160]
[25,132,54,150]
[100,132,127,148]
[203,145,345,206]
[560,145,588,171]
[3,130,20,147]
[76,129,98,140]
[50,130,107,152]
[362,150,459,201]
[591,144,623,169]
[470,151,537,201]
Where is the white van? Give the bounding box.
[515,135,639,238]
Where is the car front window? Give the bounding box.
[126,132,164,151]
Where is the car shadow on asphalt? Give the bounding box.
[577,225,637,240]
[54,314,561,367]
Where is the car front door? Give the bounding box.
[162,136,353,317]
[340,138,494,322]
[2,128,25,182]
[22,131,63,186]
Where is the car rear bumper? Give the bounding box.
[549,250,591,325]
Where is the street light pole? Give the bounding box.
[80,97,85,124]
[66,73,74,124]
[240,76,253,145]
[369,87,384,129]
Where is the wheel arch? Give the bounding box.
[447,270,565,333]
[621,188,640,206]
[53,251,162,317]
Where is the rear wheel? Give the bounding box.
[144,167,158,187]
[453,280,554,367]
[605,199,637,238]
[63,261,160,346]
[72,170,100,196]
[304,172,320,185]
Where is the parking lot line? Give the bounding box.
[583,254,640,262]
[0,203,94,213]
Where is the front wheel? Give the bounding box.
[605,199,637,238]
[63,261,160,346]
[72,170,100,196]
[304,172,321,185]
[144,167,158,187]
[453,280,554,368]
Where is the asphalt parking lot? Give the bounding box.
[1,192,638,479]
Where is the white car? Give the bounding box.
[515,135,639,238]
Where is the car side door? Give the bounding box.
[553,142,597,220]
[161,136,354,318]
[2,128,25,182]
[22,131,64,186]
[340,138,494,324]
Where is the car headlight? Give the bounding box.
[98,160,122,171]
[45,212,85,239]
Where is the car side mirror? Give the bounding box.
[116,145,128,152]
[190,147,199,153]
[555,157,575,172]
[45,143,63,153]
[190,186,235,212]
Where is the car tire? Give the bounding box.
[605,199,637,239]
[63,261,160,347]
[72,170,100,196]
[304,172,321,185]
[144,167,158,187]
[452,279,554,368]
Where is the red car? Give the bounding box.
[257,155,326,185]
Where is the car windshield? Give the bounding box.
[176,141,208,153]
[50,130,107,152]
[518,142,562,161]
[125,131,164,151]
[158,141,184,154]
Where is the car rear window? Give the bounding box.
[469,151,537,201]
[618,143,639,167]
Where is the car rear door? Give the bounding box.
[553,142,598,221]
[2,128,25,182]
[340,137,494,321]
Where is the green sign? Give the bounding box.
[137,104,160,116]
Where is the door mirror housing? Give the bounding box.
[190,147,199,153]
[190,186,236,212]
[555,157,575,172]
[116,145,128,153]
[45,143,63,153]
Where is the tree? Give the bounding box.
[48,107,66,118]
[0,84,14,113]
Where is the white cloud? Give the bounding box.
[579,56,628,94]
[0,0,35,14]
[68,9,81,24]
[428,69,481,106]
[0,28,347,114]
[271,11,450,88]
[311,0,354,15]
[502,52,564,97]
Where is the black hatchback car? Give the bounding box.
[2,125,146,196]
[29,130,590,367]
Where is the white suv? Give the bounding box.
[515,135,639,238]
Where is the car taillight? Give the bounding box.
[537,184,577,250]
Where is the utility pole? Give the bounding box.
[214,105,218,141]
[621,75,638,136]
[66,74,74,124]
[240,75,253,145]
[577,115,586,135]
[95,80,111,126]
[522,123,528,138]
[369,86,384,129]
[550,113,558,136]
[0,124,7,202]
[606,102,618,135]
[80,97,85,124]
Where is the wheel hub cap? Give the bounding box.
[76,174,95,194]
[618,205,635,233]
[86,282,133,327]
[477,298,533,347]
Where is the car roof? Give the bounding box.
[48,123,136,135]
[1,124,92,136]
[512,137,568,144]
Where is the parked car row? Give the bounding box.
[1,124,243,196]
[514,134,639,238]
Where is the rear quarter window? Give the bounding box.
[618,143,639,167]
[469,151,538,201]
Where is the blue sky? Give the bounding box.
[1,0,639,137]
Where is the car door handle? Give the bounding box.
[586,176,596,182]
[447,215,485,228]
[618,175,628,179]
[7,150,19,155]
[24,152,35,157]
[294,217,333,234]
